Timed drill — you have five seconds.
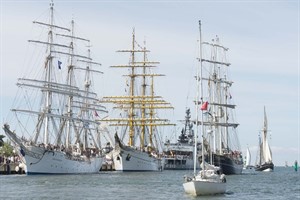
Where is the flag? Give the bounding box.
[200,101,208,110]
[94,110,99,117]
[229,92,232,99]
[58,60,62,69]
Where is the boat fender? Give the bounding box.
[184,176,192,182]
[220,174,226,183]
[20,148,25,156]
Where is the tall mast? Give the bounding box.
[149,76,154,149]
[129,28,136,147]
[44,0,55,144]
[66,19,75,149]
[194,20,203,176]
[99,30,174,151]
[141,40,147,149]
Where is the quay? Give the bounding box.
[0,162,25,175]
[100,163,115,171]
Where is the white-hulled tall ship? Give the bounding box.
[196,30,243,175]
[99,29,175,171]
[164,108,200,170]
[3,1,106,174]
[255,107,274,172]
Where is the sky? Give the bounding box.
[0,0,299,166]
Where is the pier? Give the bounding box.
[0,162,25,175]
[100,163,115,171]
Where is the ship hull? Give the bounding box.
[164,156,198,170]
[255,162,274,172]
[183,172,226,196]
[20,146,103,174]
[183,180,226,196]
[112,147,163,171]
[201,154,243,175]
[3,124,103,174]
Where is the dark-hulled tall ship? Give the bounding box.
[196,35,243,175]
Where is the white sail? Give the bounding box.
[264,139,272,163]
[254,106,274,171]
[246,147,251,166]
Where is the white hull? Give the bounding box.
[21,146,103,174]
[183,179,226,196]
[262,168,273,172]
[112,147,163,171]
[164,157,198,170]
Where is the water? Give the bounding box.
[0,167,299,199]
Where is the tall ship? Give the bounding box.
[196,32,243,175]
[255,107,274,172]
[100,29,174,171]
[2,2,105,174]
[164,108,200,170]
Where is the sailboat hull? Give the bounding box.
[255,163,274,172]
[183,179,226,196]
[112,147,163,171]
[210,154,243,175]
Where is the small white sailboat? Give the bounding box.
[255,106,274,172]
[244,147,254,169]
[183,20,226,196]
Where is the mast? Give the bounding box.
[129,29,136,147]
[149,76,154,150]
[194,20,202,176]
[44,0,55,145]
[199,20,206,174]
[65,19,75,149]
[99,30,174,151]
[140,40,147,149]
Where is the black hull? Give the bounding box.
[255,162,274,171]
[201,154,243,175]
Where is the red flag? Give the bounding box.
[200,101,208,110]
[94,110,99,117]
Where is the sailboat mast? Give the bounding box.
[44,1,55,145]
[199,21,206,173]
[194,20,204,176]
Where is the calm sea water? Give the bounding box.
[0,167,299,199]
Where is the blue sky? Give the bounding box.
[0,0,299,166]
